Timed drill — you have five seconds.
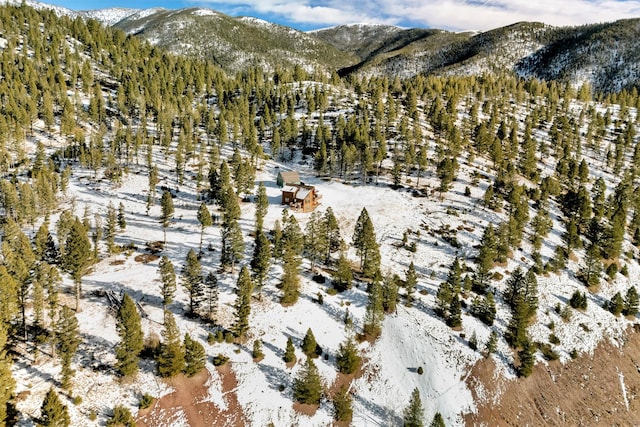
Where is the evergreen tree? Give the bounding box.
[352,208,381,278]
[382,273,400,314]
[430,413,446,427]
[158,256,177,308]
[363,279,384,339]
[517,338,535,378]
[254,182,268,234]
[252,339,264,360]
[301,328,321,358]
[62,218,92,311]
[183,333,206,377]
[34,221,58,264]
[115,293,144,377]
[624,286,639,316]
[38,387,70,427]
[160,189,174,245]
[105,201,118,254]
[333,385,353,422]
[232,266,253,338]
[323,207,341,263]
[403,388,424,427]
[280,246,301,305]
[608,292,625,316]
[182,249,204,316]
[196,202,212,253]
[117,202,126,230]
[292,357,322,405]
[405,262,418,306]
[56,306,80,390]
[284,336,296,364]
[333,252,353,292]
[0,324,15,427]
[336,337,361,374]
[157,311,185,377]
[484,330,498,357]
[447,294,462,328]
[203,272,219,323]
[250,231,270,297]
[105,405,135,427]
[472,224,496,294]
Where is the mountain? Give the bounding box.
[313,20,640,93]
[112,7,356,73]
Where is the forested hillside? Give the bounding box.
[1,3,640,426]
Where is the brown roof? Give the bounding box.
[278,171,300,184]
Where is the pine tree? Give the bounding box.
[333,385,353,422]
[363,279,384,339]
[382,273,400,314]
[405,262,418,306]
[333,252,353,292]
[158,256,177,308]
[252,339,264,360]
[429,412,446,427]
[323,207,341,263]
[157,311,185,377]
[117,202,126,230]
[517,338,535,378]
[292,357,322,405]
[182,249,204,317]
[105,201,118,254]
[624,286,639,316]
[255,182,268,234]
[39,387,70,427]
[62,218,92,312]
[284,336,297,364]
[336,337,361,374]
[105,405,135,427]
[115,293,144,377]
[301,328,321,358]
[280,246,301,305]
[403,388,424,427]
[447,294,462,328]
[352,208,381,278]
[484,330,498,357]
[203,272,219,323]
[160,189,174,245]
[34,221,58,264]
[196,202,212,253]
[232,266,253,339]
[250,231,270,297]
[56,306,80,390]
[183,334,206,377]
[0,324,15,426]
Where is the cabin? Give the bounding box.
[281,184,321,212]
[277,170,301,187]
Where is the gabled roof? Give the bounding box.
[296,188,312,201]
[278,171,300,184]
[282,186,298,193]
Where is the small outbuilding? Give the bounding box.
[277,170,301,187]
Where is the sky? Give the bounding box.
[49,0,640,31]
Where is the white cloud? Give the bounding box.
[193,0,640,30]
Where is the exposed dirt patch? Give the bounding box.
[466,325,640,426]
[292,402,319,416]
[136,364,246,427]
[135,253,159,263]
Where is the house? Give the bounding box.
[276,170,301,187]
[281,184,321,212]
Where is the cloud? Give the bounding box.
[193,0,640,30]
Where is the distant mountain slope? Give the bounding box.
[113,7,356,73]
[313,20,640,93]
[78,7,141,26]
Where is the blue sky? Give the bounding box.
[49,0,640,31]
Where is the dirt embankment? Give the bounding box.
[136,364,246,427]
[466,325,640,426]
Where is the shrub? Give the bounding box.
[569,290,588,310]
[417,366,424,375]
[139,393,155,410]
[212,354,229,366]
